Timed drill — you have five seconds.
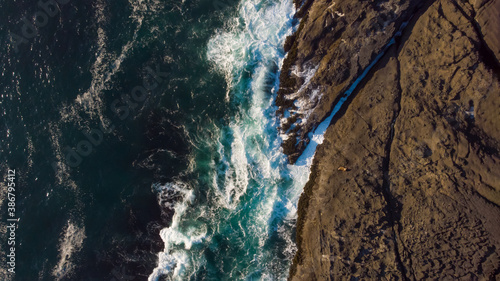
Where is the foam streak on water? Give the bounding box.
[148,0,312,280]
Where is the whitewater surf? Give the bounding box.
[148,0,312,279]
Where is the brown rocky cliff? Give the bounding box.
[287,0,500,280]
[278,0,424,163]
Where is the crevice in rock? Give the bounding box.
[380,54,413,281]
[449,0,500,77]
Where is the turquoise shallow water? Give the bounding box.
[0,0,310,280]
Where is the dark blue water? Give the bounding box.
[0,0,310,280]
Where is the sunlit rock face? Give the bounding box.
[286,0,500,279]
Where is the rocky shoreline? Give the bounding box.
[278,0,425,163]
[282,0,500,279]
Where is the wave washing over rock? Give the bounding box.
[149,0,313,280]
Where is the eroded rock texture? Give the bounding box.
[288,0,500,280]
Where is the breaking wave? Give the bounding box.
[149,0,312,280]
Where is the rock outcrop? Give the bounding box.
[278,0,425,163]
[286,0,500,279]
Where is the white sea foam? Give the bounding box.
[223,126,249,208]
[290,64,319,99]
[149,182,205,281]
[48,122,78,190]
[280,63,323,133]
[60,0,146,127]
[52,221,86,280]
[150,0,313,279]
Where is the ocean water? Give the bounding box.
[0,0,311,280]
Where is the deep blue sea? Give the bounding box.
[0,0,312,280]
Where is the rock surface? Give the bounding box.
[287,0,500,279]
[277,0,424,163]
